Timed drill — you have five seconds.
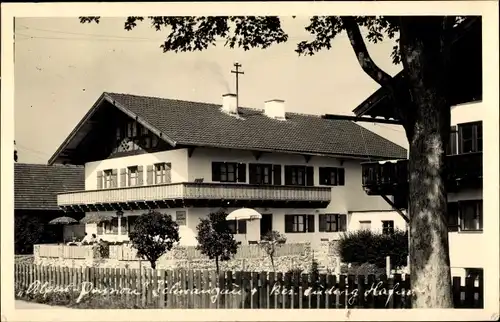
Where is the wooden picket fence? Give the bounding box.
[15,264,483,309]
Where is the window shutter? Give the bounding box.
[238,220,247,234]
[284,215,293,233]
[112,169,118,188]
[318,214,326,232]
[458,125,464,154]
[96,171,103,189]
[249,164,258,184]
[273,165,282,185]
[112,218,118,235]
[97,223,103,235]
[447,202,459,232]
[284,166,292,185]
[212,162,221,181]
[338,168,345,186]
[447,126,458,155]
[120,169,127,188]
[306,167,314,186]
[121,217,128,235]
[146,165,154,185]
[137,166,144,185]
[307,215,315,232]
[338,214,347,231]
[237,163,246,183]
[165,163,172,183]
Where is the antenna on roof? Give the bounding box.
[231,62,244,108]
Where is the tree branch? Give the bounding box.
[341,16,393,87]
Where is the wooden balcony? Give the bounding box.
[58,182,332,211]
[362,152,482,196]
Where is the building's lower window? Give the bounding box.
[359,220,371,231]
[319,214,347,232]
[382,220,395,235]
[285,214,314,233]
[460,200,483,231]
[227,220,247,234]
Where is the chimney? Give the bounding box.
[264,99,286,120]
[221,93,238,115]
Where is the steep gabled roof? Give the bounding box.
[49,92,407,165]
[14,163,85,210]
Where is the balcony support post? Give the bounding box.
[380,194,409,223]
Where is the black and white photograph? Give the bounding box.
[1,2,499,321]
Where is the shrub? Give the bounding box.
[128,210,180,269]
[338,229,408,268]
[15,214,45,254]
[196,209,240,274]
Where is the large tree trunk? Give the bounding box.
[400,17,453,308]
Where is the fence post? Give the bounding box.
[386,256,391,276]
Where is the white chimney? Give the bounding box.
[222,93,238,115]
[264,99,286,120]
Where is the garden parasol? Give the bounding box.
[79,212,115,224]
[226,208,262,242]
[48,216,78,243]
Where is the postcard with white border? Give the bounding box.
[1,1,499,321]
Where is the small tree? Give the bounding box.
[128,210,180,269]
[196,209,240,274]
[259,230,286,271]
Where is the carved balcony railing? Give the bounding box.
[58,182,332,211]
[362,152,482,195]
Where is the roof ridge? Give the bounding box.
[106,92,329,119]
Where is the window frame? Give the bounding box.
[154,162,168,184]
[359,220,372,231]
[128,166,139,187]
[103,169,113,189]
[382,220,395,235]
[458,121,483,154]
[319,167,345,186]
[459,200,483,231]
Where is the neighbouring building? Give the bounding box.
[48,91,406,248]
[351,17,483,279]
[14,163,85,253]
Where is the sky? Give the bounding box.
[14,17,408,164]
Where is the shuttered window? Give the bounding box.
[284,166,314,186]
[228,220,247,234]
[154,162,171,184]
[319,167,345,186]
[318,214,347,232]
[212,162,246,183]
[447,126,458,155]
[102,169,114,189]
[284,215,314,233]
[128,166,139,187]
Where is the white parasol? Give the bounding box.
[226,207,262,221]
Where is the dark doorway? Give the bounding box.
[260,214,273,238]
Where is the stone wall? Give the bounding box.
[34,243,316,273]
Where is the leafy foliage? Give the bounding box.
[128,210,180,269]
[196,209,240,273]
[15,214,45,254]
[338,229,408,269]
[258,230,286,271]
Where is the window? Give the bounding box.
[103,169,113,189]
[128,166,139,187]
[359,220,371,231]
[382,220,395,235]
[152,135,159,147]
[284,166,314,186]
[154,163,169,184]
[249,164,272,184]
[211,162,246,183]
[127,122,137,137]
[319,167,345,186]
[319,214,347,232]
[116,127,122,142]
[103,218,118,234]
[460,200,483,231]
[458,122,482,153]
[144,137,151,149]
[227,220,247,234]
[284,215,314,233]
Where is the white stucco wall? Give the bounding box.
[451,100,484,125]
[84,149,189,190]
[348,210,408,233]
